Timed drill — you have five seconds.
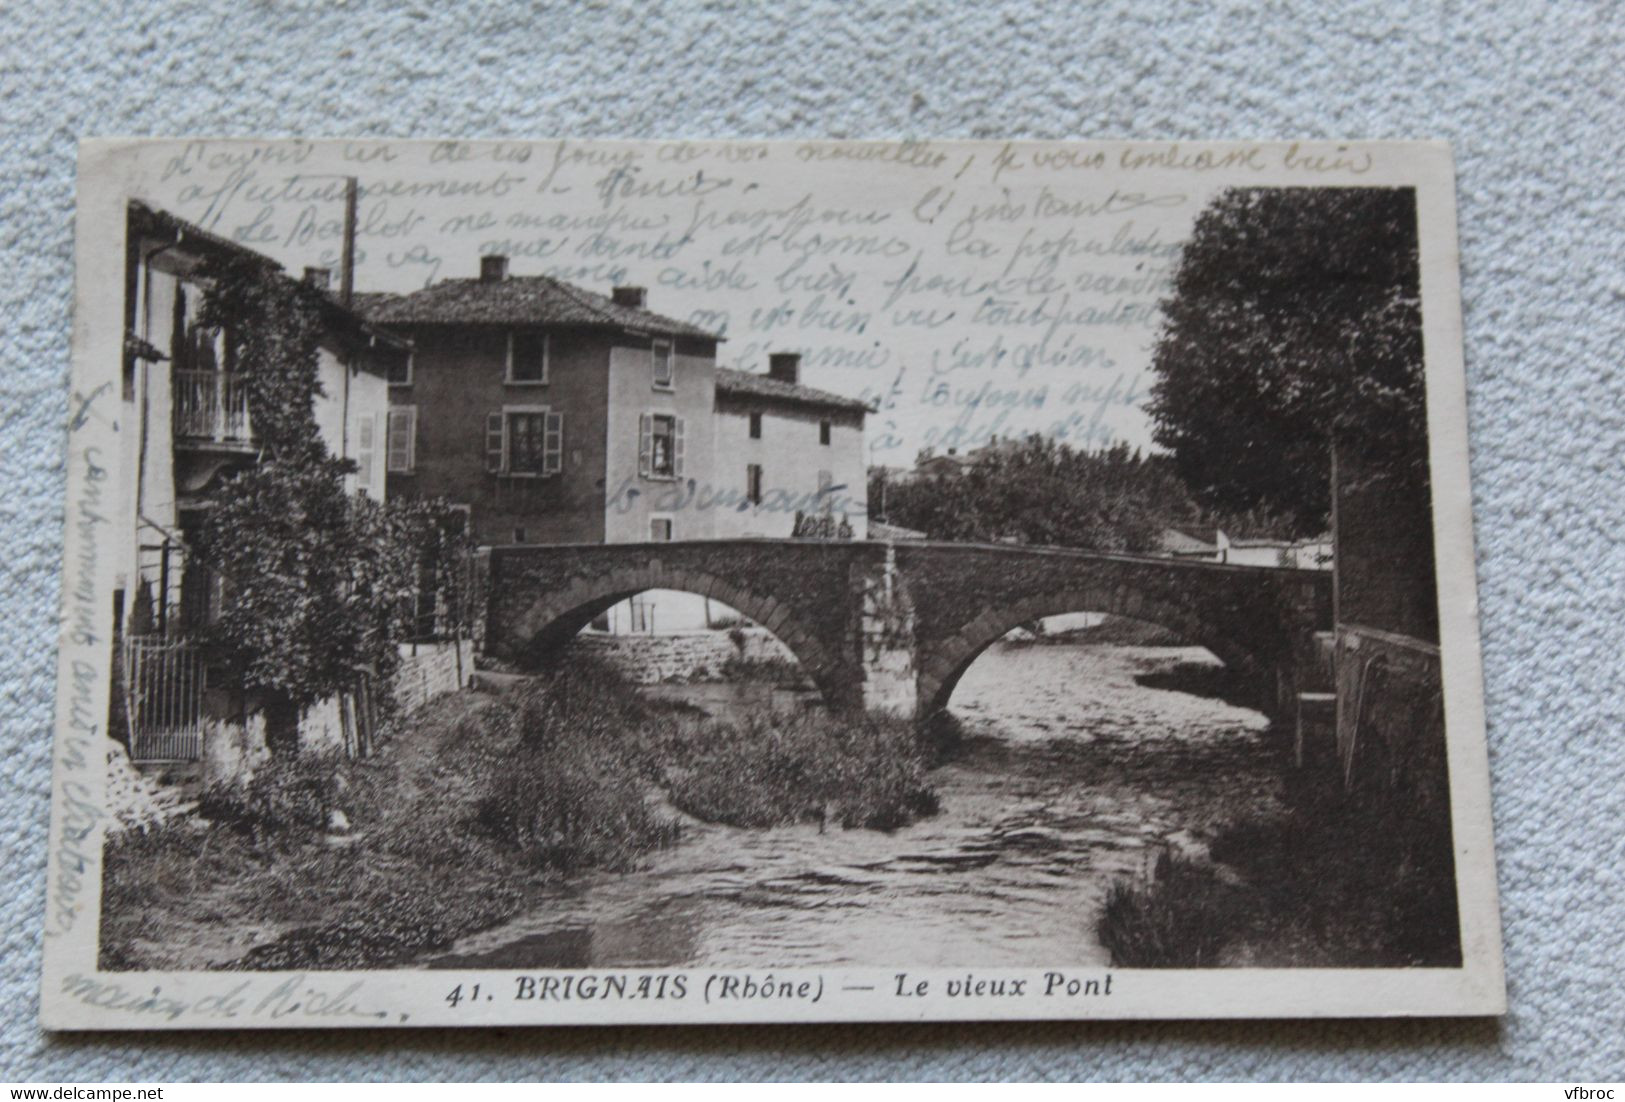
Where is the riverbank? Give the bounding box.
[100,660,939,971]
[1097,764,1462,968]
[433,642,1282,970]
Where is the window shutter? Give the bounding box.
[673,417,686,478]
[543,411,564,475]
[638,413,652,478]
[387,407,415,473]
[355,414,375,492]
[486,412,506,473]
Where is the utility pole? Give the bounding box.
[340,176,358,307]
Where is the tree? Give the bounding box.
[1147,188,1427,536]
[871,438,1202,553]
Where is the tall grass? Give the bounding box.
[649,708,939,831]
[101,654,941,971]
[1096,771,1462,968]
[1098,852,1232,967]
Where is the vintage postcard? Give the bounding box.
[43,138,1503,1028]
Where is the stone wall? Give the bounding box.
[194,639,474,786]
[393,639,474,713]
[198,698,271,790]
[561,626,796,684]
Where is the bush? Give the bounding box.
[1098,851,1237,967]
[657,709,939,831]
[197,753,341,844]
[472,672,677,871]
[715,654,804,685]
[1098,784,1463,968]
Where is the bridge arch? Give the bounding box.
[495,562,839,702]
[916,585,1264,720]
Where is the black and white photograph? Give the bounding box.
[44,138,1502,1027]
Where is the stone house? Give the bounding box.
[114,200,419,780]
[361,256,871,550]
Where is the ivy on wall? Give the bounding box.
[189,256,469,744]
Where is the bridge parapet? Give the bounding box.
[485,539,1333,722]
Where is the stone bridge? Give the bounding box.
[484,539,1334,721]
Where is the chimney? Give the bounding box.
[768,352,801,385]
[611,286,647,309]
[480,255,510,282]
[303,266,332,291]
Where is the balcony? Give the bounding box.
[174,369,253,449]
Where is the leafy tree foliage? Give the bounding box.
[1147,188,1427,535]
[190,257,470,731]
[870,439,1203,553]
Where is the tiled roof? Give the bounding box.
[127,201,408,351]
[353,276,721,340]
[714,368,873,414]
[128,200,282,271]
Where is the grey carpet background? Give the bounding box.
[3,0,1622,1082]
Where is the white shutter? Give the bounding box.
[355,414,375,494]
[485,412,506,473]
[387,407,415,473]
[638,413,652,478]
[673,417,686,478]
[543,411,564,475]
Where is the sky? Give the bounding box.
[119,138,1243,463]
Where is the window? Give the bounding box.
[749,411,762,439]
[507,411,551,474]
[386,406,416,473]
[485,407,564,476]
[513,527,527,544]
[508,330,549,384]
[638,412,684,479]
[650,517,673,541]
[819,419,832,445]
[651,339,674,389]
[355,414,376,493]
[387,349,413,386]
[746,463,763,506]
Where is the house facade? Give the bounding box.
[115,200,407,771]
[363,257,871,548]
[712,354,869,541]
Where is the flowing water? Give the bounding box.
[428,642,1280,969]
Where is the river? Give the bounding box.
[428,642,1281,969]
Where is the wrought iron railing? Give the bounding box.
[174,369,252,445]
[123,635,206,762]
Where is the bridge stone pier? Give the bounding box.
[484,540,1334,722]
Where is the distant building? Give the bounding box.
[1159,526,1229,562]
[360,257,870,548]
[1283,534,1334,570]
[869,520,927,541]
[1157,526,1332,570]
[911,449,974,480]
[1226,536,1294,568]
[713,353,870,541]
